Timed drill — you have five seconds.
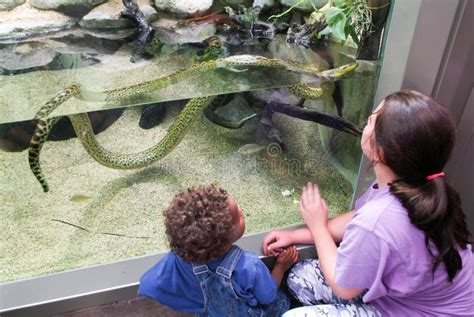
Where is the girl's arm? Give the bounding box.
[300,183,363,300]
[328,210,355,242]
[310,225,364,299]
[262,210,354,256]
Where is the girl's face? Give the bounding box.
[228,197,245,241]
[361,101,384,161]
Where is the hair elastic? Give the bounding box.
[426,172,445,180]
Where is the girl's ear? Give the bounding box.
[375,146,385,164]
[371,141,384,165]
[367,134,379,163]
[378,146,384,160]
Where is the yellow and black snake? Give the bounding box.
[28,55,357,192]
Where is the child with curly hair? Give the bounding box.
[139,185,298,316]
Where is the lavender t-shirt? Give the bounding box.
[335,183,474,316]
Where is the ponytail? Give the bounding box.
[373,90,472,282]
[389,177,470,282]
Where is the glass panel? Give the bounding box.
[0,2,385,283]
[0,38,336,124]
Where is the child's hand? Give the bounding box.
[262,230,293,257]
[299,182,328,231]
[274,245,298,271]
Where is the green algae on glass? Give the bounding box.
[0,98,353,282]
[0,35,374,282]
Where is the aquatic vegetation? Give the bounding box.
[271,0,377,47]
[28,54,358,192]
[313,0,375,44]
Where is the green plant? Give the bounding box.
[267,0,374,46]
[314,0,373,45]
[268,0,311,21]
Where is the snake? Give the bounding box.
[28,55,357,192]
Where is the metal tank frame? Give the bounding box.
[0,1,425,315]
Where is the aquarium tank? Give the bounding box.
[0,0,393,290]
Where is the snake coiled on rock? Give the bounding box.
[28,55,357,192]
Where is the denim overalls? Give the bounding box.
[192,245,290,317]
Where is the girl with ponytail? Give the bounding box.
[263,90,473,316]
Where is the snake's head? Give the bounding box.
[319,62,358,81]
[337,62,358,75]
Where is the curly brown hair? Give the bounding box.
[163,185,237,264]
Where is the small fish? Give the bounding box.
[70,194,92,203]
[281,189,295,197]
[237,143,266,155]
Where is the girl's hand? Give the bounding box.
[300,182,329,232]
[262,230,292,257]
[274,246,299,271]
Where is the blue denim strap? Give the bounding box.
[216,245,243,278]
[192,264,210,283]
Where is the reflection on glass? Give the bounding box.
[0,20,381,282]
